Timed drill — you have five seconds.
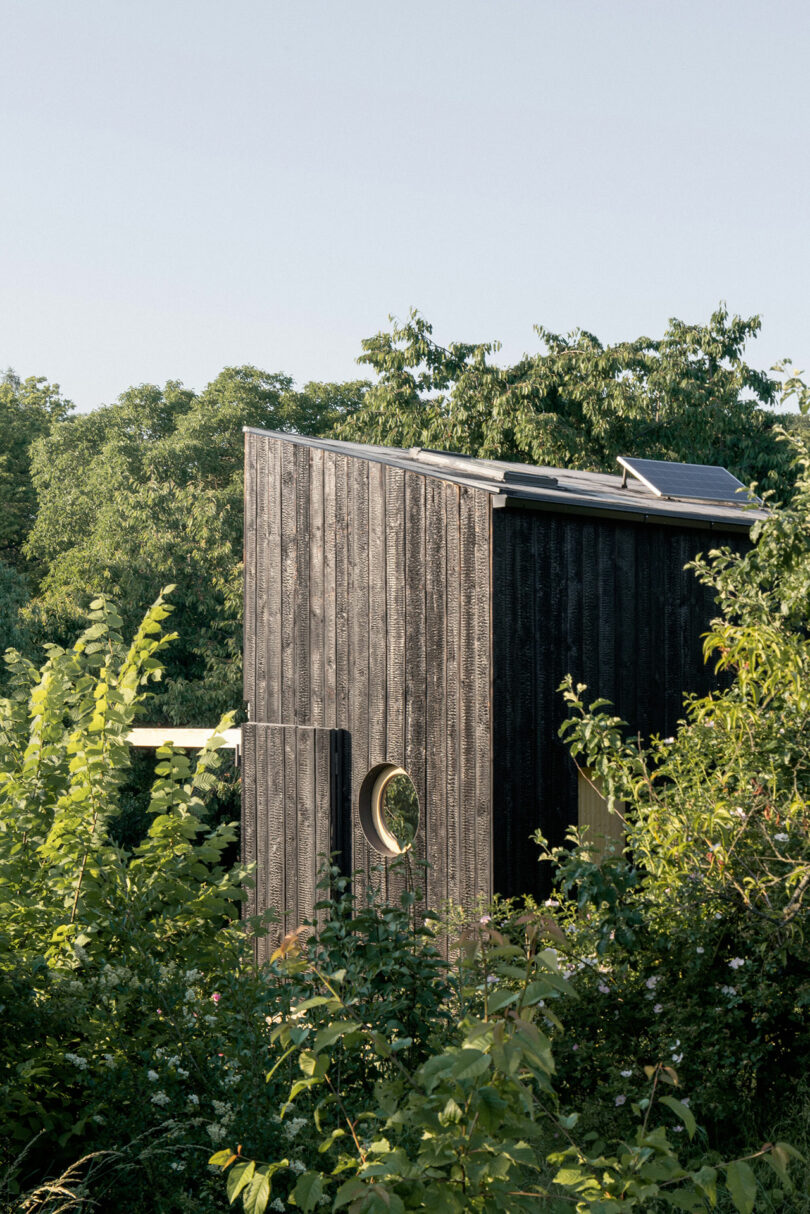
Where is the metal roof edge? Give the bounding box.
[244,429,758,530]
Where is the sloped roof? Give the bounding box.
[245,428,765,533]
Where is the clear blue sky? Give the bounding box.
[3,0,808,412]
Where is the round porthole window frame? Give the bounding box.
[358,762,420,858]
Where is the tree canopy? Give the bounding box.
[0,370,72,568]
[339,307,791,495]
[25,367,367,723]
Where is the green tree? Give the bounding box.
[0,370,72,569]
[25,367,367,725]
[339,307,791,493]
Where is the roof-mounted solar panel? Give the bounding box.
[617,456,755,504]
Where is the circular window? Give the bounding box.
[359,764,420,856]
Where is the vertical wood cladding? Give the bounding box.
[244,429,749,922]
[241,723,344,961]
[244,432,493,912]
[491,506,748,900]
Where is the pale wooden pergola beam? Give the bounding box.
[127,727,241,758]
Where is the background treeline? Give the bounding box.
[2,305,806,731]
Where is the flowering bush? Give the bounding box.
[531,438,810,1156]
[212,914,802,1213]
[0,597,456,1209]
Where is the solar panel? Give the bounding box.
[617,456,754,504]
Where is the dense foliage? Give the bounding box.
[4,446,810,1208]
[339,308,792,494]
[3,316,810,1210]
[23,368,366,725]
[0,371,72,571]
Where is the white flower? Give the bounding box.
[774,833,789,842]
[64,1053,88,1070]
[284,1117,308,1139]
[184,988,197,1002]
[729,957,745,970]
[620,1069,633,1078]
[271,1201,286,1212]
[614,1094,626,1106]
[681,1098,690,1107]
[696,947,704,954]
[662,737,675,745]
[645,975,661,990]
[291,1160,306,1174]
[598,982,610,994]
[151,1091,170,1107]
[212,1100,232,1118]
[184,968,201,982]
[103,1054,115,1069]
[672,1125,684,1133]
[479,914,492,925]
[176,1067,189,1079]
[147,1069,159,1082]
[207,1124,227,1143]
[720,984,737,996]
[170,1161,186,1173]
[672,1053,683,1063]
[187,1094,200,1106]
[653,1003,663,1014]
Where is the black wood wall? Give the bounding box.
[243,432,493,915]
[490,504,750,900]
[241,724,348,957]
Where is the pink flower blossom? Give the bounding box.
[211,992,221,1003]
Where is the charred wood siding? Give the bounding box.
[490,507,748,900]
[241,724,348,959]
[243,432,493,912]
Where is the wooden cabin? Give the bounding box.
[241,430,757,939]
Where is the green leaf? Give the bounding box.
[299,1050,329,1079]
[451,1049,491,1081]
[334,1178,368,1209]
[313,1020,360,1051]
[227,1160,256,1203]
[242,1168,271,1214]
[487,988,519,1013]
[660,1095,697,1140]
[291,1171,324,1212]
[725,1160,757,1214]
[209,1149,237,1169]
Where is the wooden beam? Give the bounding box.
[126,727,241,750]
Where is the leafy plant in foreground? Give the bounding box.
[212,914,800,1211]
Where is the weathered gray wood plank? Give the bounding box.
[323,453,337,727]
[309,448,325,728]
[294,445,311,725]
[243,434,257,710]
[425,477,447,910]
[368,460,387,770]
[280,443,297,725]
[444,483,461,907]
[266,437,283,723]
